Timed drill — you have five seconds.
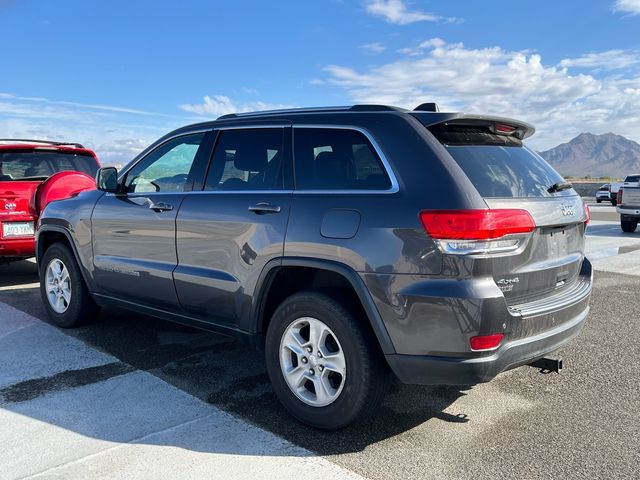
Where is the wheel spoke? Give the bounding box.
[55,296,65,312]
[284,365,307,388]
[281,329,305,356]
[323,352,346,375]
[312,375,332,404]
[62,289,71,305]
[308,320,327,353]
[60,267,70,284]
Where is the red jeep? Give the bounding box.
[0,139,100,261]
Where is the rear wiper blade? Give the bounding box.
[547,181,573,193]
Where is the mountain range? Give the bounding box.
[539,132,640,179]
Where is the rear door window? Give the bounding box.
[429,126,571,198]
[293,128,391,190]
[204,128,285,191]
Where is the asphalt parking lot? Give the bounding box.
[1,200,638,480]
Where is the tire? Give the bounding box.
[40,242,100,327]
[621,219,638,233]
[596,199,601,203]
[265,291,389,430]
[611,200,617,206]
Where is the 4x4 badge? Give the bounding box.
[4,202,16,210]
[561,204,576,216]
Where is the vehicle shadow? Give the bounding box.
[0,293,472,458]
[0,259,38,287]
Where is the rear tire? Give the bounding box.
[40,242,100,327]
[596,199,601,203]
[621,219,638,233]
[265,291,389,430]
[611,200,617,206]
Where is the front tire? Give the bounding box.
[40,242,99,327]
[596,199,602,203]
[265,291,389,429]
[621,219,638,233]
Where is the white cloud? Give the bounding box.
[559,50,640,70]
[323,39,640,150]
[97,138,150,167]
[360,42,386,54]
[613,0,640,15]
[364,0,454,25]
[179,95,293,117]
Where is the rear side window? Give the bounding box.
[293,128,391,190]
[430,126,570,198]
[204,128,284,191]
[0,151,98,180]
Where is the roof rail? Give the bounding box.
[216,104,406,120]
[0,139,85,148]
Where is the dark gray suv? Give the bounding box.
[36,104,592,429]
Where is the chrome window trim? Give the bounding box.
[292,124,399,194]
[117,129,212,181]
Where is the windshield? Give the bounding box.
[0,150,98,181]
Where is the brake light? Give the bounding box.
[420,209,535,255]
[583,202,591,224]
[470,334,503,351]
[618,189,623,205]
[420,209,535,240]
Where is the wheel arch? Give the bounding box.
[36,227,94,291]
[251,257,396,355]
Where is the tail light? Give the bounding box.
[420,209,535,255]
[583,202,591,224]
[470,333,503,351]
[618,189,623,205]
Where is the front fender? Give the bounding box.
[37,189,103,290]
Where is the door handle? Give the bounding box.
[148,202,173,212]
[248,203,281,214]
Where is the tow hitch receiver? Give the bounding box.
[529,356,563,374]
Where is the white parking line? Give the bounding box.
[0,283,40,291]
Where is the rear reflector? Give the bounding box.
[420,209,535,240]
[470,333,504,351]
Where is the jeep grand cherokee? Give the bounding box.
[36,104,592,429]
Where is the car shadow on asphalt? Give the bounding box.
[0,279,473,456]
[0,259,38,287]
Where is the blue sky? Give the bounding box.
[1,0,640,164]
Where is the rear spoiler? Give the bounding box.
[410,112,535,140]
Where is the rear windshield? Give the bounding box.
[430,126,571,198]
[0,151,98,181]
[624,175,640,183]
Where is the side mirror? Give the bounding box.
[96,167,119,193]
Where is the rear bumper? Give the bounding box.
[617,207,640,217]
[0,237,36,258]
[366,258,593,385]
[386,305,588,385]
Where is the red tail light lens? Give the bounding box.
[618,189,623,205]
[583,202,591,224]
[470,333,504,351]
[420,209,535,240]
